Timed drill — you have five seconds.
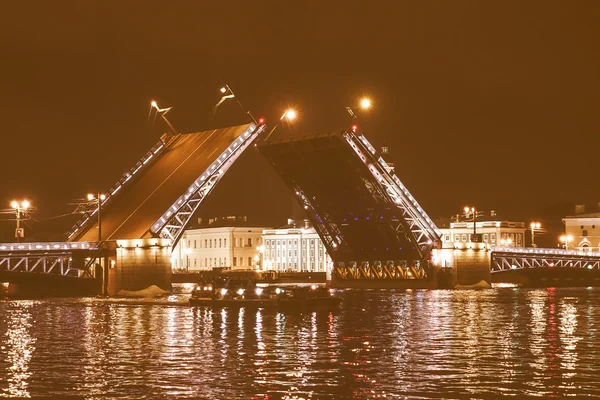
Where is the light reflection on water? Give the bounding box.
[0,288,599,398]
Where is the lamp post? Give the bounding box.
[264,108,297,141]
[530,222,541,247]
[88,193,106,242]
[464,206,476,239]
[10,200,30,242]
[560,234,573,250]
[345,97,372,119]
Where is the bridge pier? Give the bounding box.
[109,239,172,296]
[432,244,492,287]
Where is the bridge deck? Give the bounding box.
[71,124,252,241]
[258,131,420,264]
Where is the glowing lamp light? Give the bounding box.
[10,201,18,209]
[21,200,30,209]
[220,87,227,93]
[285,109,297,120]
[360,98,372,109]
[352,125,358,132]
[151,100,158,108]
[258,117,265,124]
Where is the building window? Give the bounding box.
[445,235,450,241]
[248,257,252,266]
[219,239,222,248]
[248,238,252,247]
[194,258,197,267]
[224,257,227,266]
[224,238,226,247]
[491,234,496,242]
[233,257,237,266]
[483,234,488,242]
[193,240,197,249]
[461,234,467,242]
[454,235,460,241]
[583,230,588,237]
[593,225,596,229]
[204,258,207,267]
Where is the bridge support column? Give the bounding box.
[110,239,172,296]
[453,243,491,287]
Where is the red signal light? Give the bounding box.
[352,125,358,132]
[258,117,265,124]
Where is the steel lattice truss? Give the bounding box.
[343,131,441,260]
[150,123,266,248]
[491,246,600,272]
[333,261,427,280]
[0,241,101,278]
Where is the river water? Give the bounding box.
[1,286,599,399]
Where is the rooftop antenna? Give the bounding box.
[213,83,256,123]
[149,100,178,135]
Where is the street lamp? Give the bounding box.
[264,108,298,141]
[464,206,477,239]
[346,97,373,119]
[530,222,541,247]
[88,193,106,242]
[559,234,573,250]
[10,200,30,242]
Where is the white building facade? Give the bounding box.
[172,226,269,272]
[563,213,600,251]
[261,225,332,273]
[439,220,527,249]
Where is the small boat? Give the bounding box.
[189,282,341,309]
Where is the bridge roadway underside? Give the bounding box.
[72,124,252,242]
[258,132,420,265]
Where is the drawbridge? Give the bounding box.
[67,123,265,247]
[257,129,442,281]
[1,123,265,284]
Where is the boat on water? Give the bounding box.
[189,277,341,308]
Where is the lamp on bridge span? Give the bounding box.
[10,200,30,242]
[264,108,298,141]
[88,193,106,242]
[530,222,541,247]
[560,234,573,250]
[345,97,372,120]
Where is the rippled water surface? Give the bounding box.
[1,287,600,399]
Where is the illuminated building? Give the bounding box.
[172,216,270,271]
[563,204,600,251]
[436,211,527,249]
[261,219,332,273]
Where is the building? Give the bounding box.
[563,204,600,251]
[436,211,527,249]
[261,219,332,273]
[172,216,270,272]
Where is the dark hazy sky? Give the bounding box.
[0,1,599,243]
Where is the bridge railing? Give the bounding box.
[0,242,98,252]
[66,135,170,240]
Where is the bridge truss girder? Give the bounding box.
[149,123,266,249]
[491,248,600,272]
[1,253,86,277]
[333,260,428,280]
[342,131,441,260]
[0,242,102,278]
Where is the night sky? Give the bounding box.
[1,1,599,245]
